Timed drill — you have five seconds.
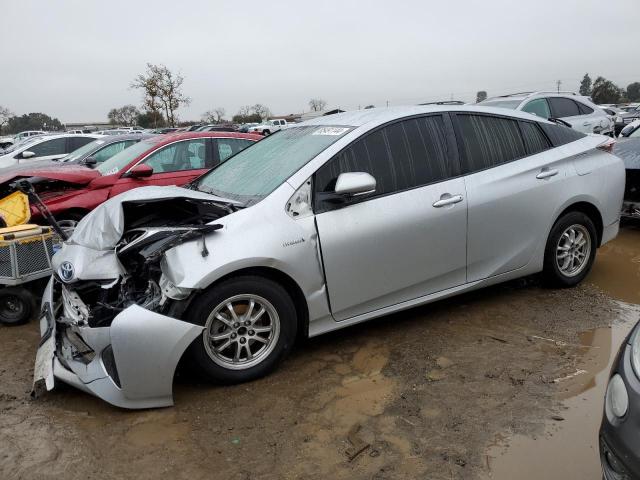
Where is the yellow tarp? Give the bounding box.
[0,191,30,227]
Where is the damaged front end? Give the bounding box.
[33,186,235,408]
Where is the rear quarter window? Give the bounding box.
[539,122,586,147]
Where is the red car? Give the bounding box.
[0,132,261,224]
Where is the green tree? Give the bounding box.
[591,77,623,104]
[6,113,62,134]
[627,82,640,102]
[579,73,592,96]
[136,111,166,129]
[476,91,487,103]
[108,105,140,126]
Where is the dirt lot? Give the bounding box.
[1,226,639,480]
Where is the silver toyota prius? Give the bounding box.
[33,105,625,408]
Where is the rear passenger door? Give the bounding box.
[453,113,565,282]
[314,114,467,321]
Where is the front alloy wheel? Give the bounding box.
[203,294,280,370]
[187,275,297,383]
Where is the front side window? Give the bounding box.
[143,139,207,173]
[195,126,352,205]
[315,115,455,201]
[214,138,254,163]
[96,139,158,175]
[548,97,581,118]
[522,98,551,119]
[27,138,66,157]
[456,114,526,173]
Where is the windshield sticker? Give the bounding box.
[312,127,349,136]
[105,167,119,175]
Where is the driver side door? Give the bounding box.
[314,114,467,321]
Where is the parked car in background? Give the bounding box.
[0,135,14,151]
[0,134,155,189]
[249,119,290,135]
[599,106,631,136]
[614,105,640,135]
[0,134,103,168]
[599,320,640,479]
[34,105,624,408]
[0,131,259,224]
[14,130,46,142]
[614,119,640,219]
[237,122,259,133]
[198,124,237,132]
[478,92,614,136]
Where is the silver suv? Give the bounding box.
[478,91,614,136]
[34,106,624,408]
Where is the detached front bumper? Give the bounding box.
[33,277,203,409]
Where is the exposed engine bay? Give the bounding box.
[59,194,233,327]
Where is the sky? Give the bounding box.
[1,0,638,124]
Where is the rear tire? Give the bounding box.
[0,287,35,325]
[187,275,297,384]
[263,129,270,136]
[542,211,597,288]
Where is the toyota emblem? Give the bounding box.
[59,261,75,282]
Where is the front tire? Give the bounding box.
[542,211,597,288]
[187,275,297,384]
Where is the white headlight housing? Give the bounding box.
[605,374,629,420]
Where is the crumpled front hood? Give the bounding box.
[67,185,239,251]
[0,161,99,186]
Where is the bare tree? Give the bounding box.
[251,104,271,121]
[202,107,226,123]
[308,98,327,112]
[0,106,13,135]
[132,63,190,127]
[108,105,140,126]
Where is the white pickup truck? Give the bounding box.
[248,119,290,135]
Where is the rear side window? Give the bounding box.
[28,138,67,157]
[577,102,594,115]
[69,136,94,151]
[548,98,580,118]
[315,115,456,200]
[539,122,586,146]
[455,114,526,173]
[519,121,552,155]
[214,138,254,163]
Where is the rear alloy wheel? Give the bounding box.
[543,212,597,287]
[188,276,297,383]
[0,288,35,325]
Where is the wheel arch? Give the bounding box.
[554,201,604,247]
[201,266,310,340]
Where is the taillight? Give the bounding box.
[597,138,616,153]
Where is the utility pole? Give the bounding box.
[386,100,389,108]
[556,80,562,93]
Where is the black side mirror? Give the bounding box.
[83,157,97,166]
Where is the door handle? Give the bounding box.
[432,194,463,208]
[536,168,559,179]
[583,122,592,126]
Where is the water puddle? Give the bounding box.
[484,228,640,479]
[588,227,640,304]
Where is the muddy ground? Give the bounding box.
[1,226,639,480]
